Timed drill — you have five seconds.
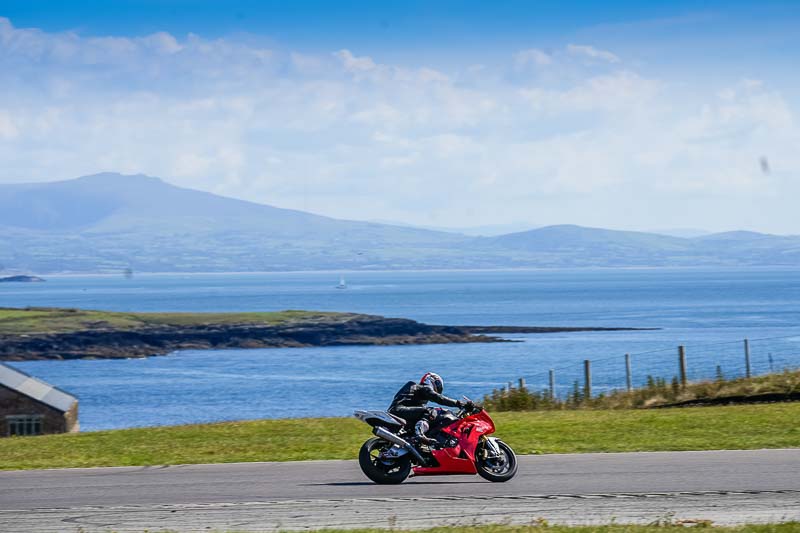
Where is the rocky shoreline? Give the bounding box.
[0,313,651,362]
[461,325,656,334]
[0,275,46,283]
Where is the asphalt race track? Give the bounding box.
[2,449,799,532]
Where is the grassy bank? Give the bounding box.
[0,307,342,335]
[484,370,800,411]
[1,403,798,470]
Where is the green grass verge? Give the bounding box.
[104,525,800,533]
[1,403,798,470]
[0,307,346,334]
[262,525,800,533]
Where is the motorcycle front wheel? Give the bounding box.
[476,439,518,482]
[358,437,412,484]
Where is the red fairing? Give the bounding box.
[413,410,496,476]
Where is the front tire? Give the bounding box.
[476,439,517,482]
[358,437,412,484]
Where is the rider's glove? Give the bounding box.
[460,400,475,411]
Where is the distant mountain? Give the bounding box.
[649,228,712,238]
[695,231,782,243]
[0,173,798,273]
[692,230,800,265]
[369,220,539,236]
[478,225,697,267]
[485,225,689,250]
[0,173,471,273]
[0,173,455,241]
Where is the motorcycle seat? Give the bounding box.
[354,410,406,429]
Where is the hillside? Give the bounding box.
[480,225,698,267]
[0,173,472,272]
[1,173,799,272]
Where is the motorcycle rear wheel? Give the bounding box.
[476,439,518,482]
[358,437,412,484]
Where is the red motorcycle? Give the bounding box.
[354,401,517,484]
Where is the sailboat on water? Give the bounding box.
[336,275,347,289]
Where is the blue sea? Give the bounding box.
[2,268,800,430]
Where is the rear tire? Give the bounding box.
[358,437,412,484]
[476,439,517,482]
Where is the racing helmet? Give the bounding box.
[420,372,444,394]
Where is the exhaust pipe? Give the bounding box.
[374,426,426,464]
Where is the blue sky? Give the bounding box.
[5,1,798,65]
[1,1,799,233]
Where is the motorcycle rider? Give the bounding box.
[388,372,474,445]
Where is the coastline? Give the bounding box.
[14,264,800,278]
[0,307,650,361]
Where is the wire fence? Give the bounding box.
[502,334,800,400]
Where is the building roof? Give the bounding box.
[0,362,77,413]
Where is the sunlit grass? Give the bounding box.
[0,307,346,334]
[260,525,800,533]
[1,403,798,470]
[484,370,800,411]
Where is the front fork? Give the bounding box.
[480,436,503,459]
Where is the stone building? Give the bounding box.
[0,362,78,437]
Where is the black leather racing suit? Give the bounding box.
[388,381,462,432]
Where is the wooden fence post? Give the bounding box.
[583,359,592,399]
[625,353,632,392]
[744,339,751,378]
[549,369,555,400]
[678,345,687,387]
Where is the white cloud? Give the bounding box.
[334,49,377,73]
[520,71,661,113]
[290,52,323,74]
[514,48,552,68]
[0,111,19,139]
[141,32,183,54]
[333,48,448,84]
[566,44,621,63]
[0,17,799,232]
